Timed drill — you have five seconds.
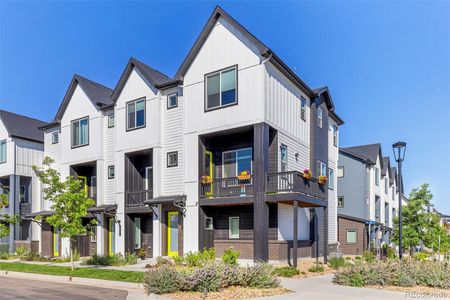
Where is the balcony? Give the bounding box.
[265,171,327,200]
[200,176,253,199]
[126,190,153,207]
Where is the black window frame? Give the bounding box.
[317,107,323,128]
[300,97,307,121]
[167,151,178,168]
[338,196,344,208]
[71,116,89,149]
[333,125,338,147]
[0,139,5,164]
[108,114,115,128]
[126,98,146,131]
[51,131,59,144]
[167,92,178,109]
[204,65,238,112]
[108,165,115,179]
[205,217,213,230]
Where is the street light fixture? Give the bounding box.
[393,141,407,259]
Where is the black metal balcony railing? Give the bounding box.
[19,202,32,215]
[265,171,327,200]
[126,190,153,207]
[200,176,253,198]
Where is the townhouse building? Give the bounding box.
[336,143,399,255]
[0,110,46,252]
[35,6,344,265]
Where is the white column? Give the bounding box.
[152,205,161,257]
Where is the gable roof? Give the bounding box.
[0,109,47,143]
[390,167,397,185]
[381,157,391,177]
[54,74,113,122]
[111,57,173,102]
[340,143,383,168]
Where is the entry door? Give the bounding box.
[167,212,179,257]
[53,227,60,257]
[205,151,213,195]
[108,218,115,256]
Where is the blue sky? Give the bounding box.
[1,1,449,213]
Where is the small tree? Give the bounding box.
[33,156,96,270]
[0,191,18,242]
[392,184,450,257]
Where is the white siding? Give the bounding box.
[278,203,310,240]
[103,110,115,205]
[327,118,339,244]
[162,89,184,195]
[0,119,14,177]
[278,131,309,172]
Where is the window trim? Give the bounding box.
[375,167,380,186]
[346,229,357,244]
[167,151,178,168]
[51,131,59,144]
[167,92,178,109]
[108,114,115,128]
[126,98,146,131]
[317,160,327,177]
[222,147,253,178]
[229,216,240,239]
[108,165,115,179]
[70,116,89,149]
[300,97,307,121]
[333,125,338,147]
[205,217,213,230]
[338,196,344,208]
[317,108,323,128]
[0,140,6,164]
[328,168,335,190]
[90,226,97,243]
[337,166,344,178]
[204,65,238,112]
[280,144,288,172]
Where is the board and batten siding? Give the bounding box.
[103,110,116,205]
[327,118,339,244]
[264,62,310,147]
[277,203,311,241]
[277,131,309,172]
[162,90,184,195]
[0,119,14,177]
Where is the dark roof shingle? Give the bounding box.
[0,110,47,143]
[340,143,383,167]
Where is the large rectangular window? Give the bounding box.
[71,117,89,148]
[346,229,357,244]
[0,140,6,163]
[222,148,252,178]
[127,98,145,130]
[205,66,237,110]
[229,217,239,239]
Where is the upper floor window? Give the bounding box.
[317,161,327,177]
[375,167,380,186]
[392,186,395,200]
[0,140,6,163]
[205,66,237,110]
[167,151,178,167]
[338,196,344,208]
[71,117,89,148]
[127,98,145,130]
[108,114,115,128]
[167,93,178,109]
[337,166,344,178]
[280,144,288,172]
[108,165,115,179]
[332,125,338,147]
[52,131,59,144]
[300,97,307,121]
[317,108,323,128]
[385,177,388,194]
[328,169,335,190]
[223,148,252,178]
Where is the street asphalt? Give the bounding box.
[0,277,128,300]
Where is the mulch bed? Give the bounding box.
[167,286,290,300]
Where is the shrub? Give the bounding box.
[156,256,173,267]
[385,247,396,260]
[274,266,299,277]
[222,248,240,266]
[173,255,184,266]
[308,261,324,273]
[200,248,216,262]
[333,260,450,289]
[362,250,376,263]
[220,264,243,287]
[183,264,222,292]
[414,252,430,261]
[0,252,11,260]
[82,253,137,266]
[345,256,352,261]
[15,246,29,259]
[185,251,201,267]
[241,263,280,288]
[328,257,348,270]
[144,265,181,294]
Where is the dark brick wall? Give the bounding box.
[338,216,367,255]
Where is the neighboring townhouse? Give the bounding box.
[35,6,344,265]
[36,75,116,257]
[0,110,46,252]
[337,143,399,255]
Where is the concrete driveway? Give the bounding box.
[256,275,450,300]
[0,277,128,300]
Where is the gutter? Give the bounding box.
[154,79,183,90]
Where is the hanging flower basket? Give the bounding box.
[237,170,251,181]
[201,175,213,184]
[302,169,312,180]
[318,175,328,185]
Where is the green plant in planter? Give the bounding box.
[138,246,147,259]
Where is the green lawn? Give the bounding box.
[0,262,145,283]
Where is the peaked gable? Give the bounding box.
[340,143,383,169]
[54,74,113,122]
[0,109,47,143]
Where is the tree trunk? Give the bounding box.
[70,238,74,271]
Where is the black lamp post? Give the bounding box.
[393,141,406,259]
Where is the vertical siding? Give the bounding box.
[162,90,184,195]
[327,118,339,243]
[43,128,62,211]
[277,132,309,172]
[277,204,311,240]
